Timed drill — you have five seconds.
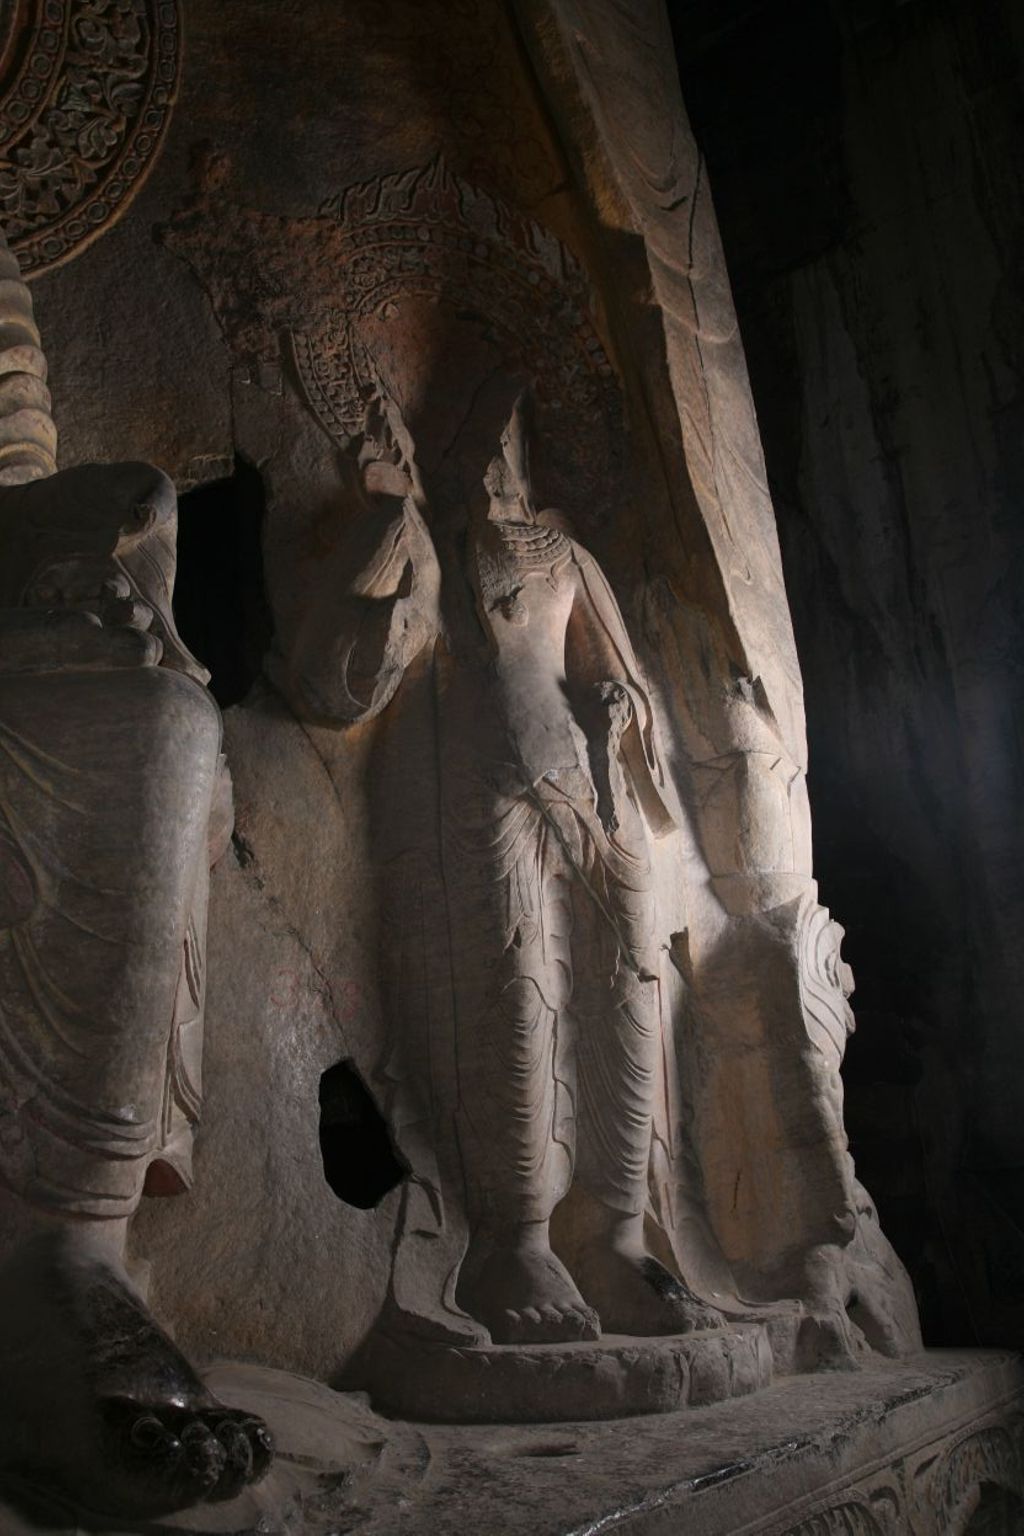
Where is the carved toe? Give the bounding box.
[126,1411,183,1465]
[201,1410,273,1500]
[243,1415,275,1480]
[102,1396,272,1512]
[207,1418,252,1502]
[566,1305,601,1342]
[490,1300,601,1345]
[106,1401,222,1510]
[179,1421,227,1491]
[496,1308,537,1344]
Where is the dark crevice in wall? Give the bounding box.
[172,454,274,708]
[318,1060,406,1211]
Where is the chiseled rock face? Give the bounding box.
[0,0,920,1421]
[20,1,1024,1526]
[4,1348,1023,1533]
[119,0,922,1388]
[670,0,1024,1351]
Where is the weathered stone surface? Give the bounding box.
[510,0,912,1352]
[84,0,923,1397]
[267,381,738,1362]
[669,0,1024,1352]
[130,688,395,1383]
[7,4,1006,1525]
[1,1351,1020,1534]
[124,0,921,1373]
[0,1358,424,1535]
[357,1323,773,1423]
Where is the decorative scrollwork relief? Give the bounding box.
[934,1423,1023,1533]
[766,1404,1024,1535]
[778,1502,888,1536]
[0,0,180,277]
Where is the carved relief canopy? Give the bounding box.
[167,157,625,523]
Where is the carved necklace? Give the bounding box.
[490,519,570,568]
[473,518,572,628]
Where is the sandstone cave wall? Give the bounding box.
[670,0,1024,1346]
[11,0,946,1372]
[21,0,835,1377]
[27,0,603,1378]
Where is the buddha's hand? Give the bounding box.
[0,464,206,681]
[0,605,163,674]
[22,556,155,634]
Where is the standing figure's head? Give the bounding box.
[483,389,535,523]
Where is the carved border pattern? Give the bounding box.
[761,1409,1024,1536]
[0,0,180,277]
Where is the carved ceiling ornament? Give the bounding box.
[0,0,180,278]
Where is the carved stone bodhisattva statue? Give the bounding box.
[0,238,271,1520]
[283,388,717,1346]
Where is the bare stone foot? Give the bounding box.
[0,1231,273,1521]
[577,1240,724,1336]
[458,1231,601,1345]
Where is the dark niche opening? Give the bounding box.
[172,455,273,708]
[962,1483,1024,1536]
[318,1060,406,1210]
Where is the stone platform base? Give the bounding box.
[358,1322,773,1421]
[2,1349,1022,1534]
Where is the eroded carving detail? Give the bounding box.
[170,148,921,1390]
[935,1424,1022,1532]
[294,157,614,444]
[166,155,623,519]
[778,1504,887,1536]
[798,898,855,1059]
[768,1414,1024,1536]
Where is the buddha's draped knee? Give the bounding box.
[0,665,221,1218]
